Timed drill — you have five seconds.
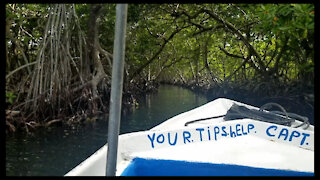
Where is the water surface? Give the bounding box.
[6,85,207,176]
[6,84,313,176]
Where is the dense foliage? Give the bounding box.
[5,4,314,133]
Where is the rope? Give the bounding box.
[184,102,310,129]
[184,115,225,127]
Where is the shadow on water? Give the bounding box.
[6,84,207,176]
[5,120,110,176]
[5,84,313,176]
[120,85,208,134]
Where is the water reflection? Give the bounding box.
[6,84,313,176]
[145,93,151,109]
[6,85,208,176]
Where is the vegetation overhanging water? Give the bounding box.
[5,3,314,176]
[6,85,208,176]
[5,84,314,176]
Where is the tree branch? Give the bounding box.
[9,36,31,74]
[192,25,223,36]
[225,57,249,82]
[129,25,188,80]
[219,46,245,59]
[272,36,289,73]
[146,26,160,39]
[6,61,37,80]
[202,8,265,70]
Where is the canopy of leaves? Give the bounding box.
[5,3,314,131]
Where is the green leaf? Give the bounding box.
[6,92,16,104]
[303,29,308,39]
[278,26,291,31]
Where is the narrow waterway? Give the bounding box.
[6,85,208,176]
[5,84,314,176]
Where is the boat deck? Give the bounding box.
[127,134,313,173]
[65,98,314,176]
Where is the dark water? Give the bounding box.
[5,84,314,176]
[5,85,208,176]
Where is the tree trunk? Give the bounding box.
[202,38,217,83]
[195,42,200,86]
[86,4,109,99]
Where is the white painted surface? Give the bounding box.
[65,98,314,176]
[130,134,313,172]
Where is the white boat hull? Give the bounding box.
[65,98,314,176]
